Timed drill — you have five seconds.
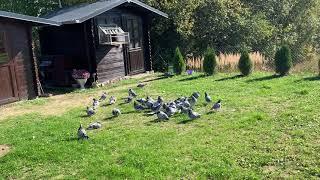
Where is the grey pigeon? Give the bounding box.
[134,101,145,111]
[109,96,116,105]
[78,124,89,140]
[156,111,169,121]
[86,106,95,116]
[188,95,197,107]
[164,104,178,117]
[182,100,191,108]
[125,96,133,103]
[157,96,164,104]
[99,92,107,101]
[93,98,100,108]
[151,102,162,113]
[146,97,155,109]
[179,106,190,114]
[87,122,102,130]
[112,108,121,117]
[137,98,147,105]
[211,100,222,111]
[205,92,212,103]
[192,92,200,99]
[137,83,146,88]
[188,109,201,120]
[128,89,137,97]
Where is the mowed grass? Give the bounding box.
[0,72,320,179]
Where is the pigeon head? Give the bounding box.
[205,92,208,96]
[217,99,222,103]
[79,124,83,128]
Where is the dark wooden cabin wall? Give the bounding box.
[94,10,126,83]
[0,19,37,102]
[39,24,89,70]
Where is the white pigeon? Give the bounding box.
[211,100,222,111]
[205,92,212,103]
[87,122,102,130]
[93,98,99,108]
[109,96,116,105]
[188,109,201,120]
[156,111,169,121]
[99,92,107,101]
[78,124,89,140]
[128,89,137,97]
[112,108,121,117]
[86,106,95,116]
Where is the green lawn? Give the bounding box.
[0,72,319,179]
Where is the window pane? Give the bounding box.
[0,32,8,64]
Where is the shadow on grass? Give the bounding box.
[104,116,117,121]
[178,74,206,82]
[246,74,281,83]
[63,137,79,142]
[142,75,169,83]
[216,75,244,81]
[79,115,91,118]
[301,76,320,81]
[44,87,77,96]
[121,110,136,115]
[178,118,197,124]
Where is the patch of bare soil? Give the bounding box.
[0,144,10,158]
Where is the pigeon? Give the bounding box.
[134,101,145,111]
[156,111,169,121]
[78,124,89,140]
[137,83,146,88]
[93,98,99,108]
[146,97,155,109]
[188,109,201,120]
[205,92,212,103]
[179,106,190,114]
[112,108,121,117]
[87,122,102,130]
[86,106,95,116]
[192,92,200,99]
[128,89,137,97]
[151,102,162,113]
[157,96,164,104]
[211,100,222,111]
[109,96,116,105]
[99,92,107,101]
[182,100,191,108]
[188,95,197,107]
[164,104,178,117]
[137,98,147,105]
[125,96,134,103]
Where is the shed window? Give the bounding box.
[98,24,130,45]
[127,18,142,49]
[0,31,9,64]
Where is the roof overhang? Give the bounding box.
[46,0,168,25]
[0,10,61,26]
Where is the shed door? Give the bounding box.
[0,31,19,105]
[125,15,145,75]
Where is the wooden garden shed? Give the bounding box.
[0,11,60,105]
[39,0,168,86]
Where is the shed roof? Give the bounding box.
[44,0,168,24]
[0,10,60,26]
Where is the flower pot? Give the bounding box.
[75,78,87,90]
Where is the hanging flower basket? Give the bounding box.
[72,69,90,89]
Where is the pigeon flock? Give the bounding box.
[78,86,222,140]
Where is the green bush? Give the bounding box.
[275,45,292,76]
[173,47,186,75]
[203,47,217,75]
[238,51,253,76]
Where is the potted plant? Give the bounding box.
[72,69,90,90]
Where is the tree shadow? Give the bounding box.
[141,75,169,83]
[246,74,281,83]
[216,75,244,81]
[301,76,320,81]
[178,74,206,82]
